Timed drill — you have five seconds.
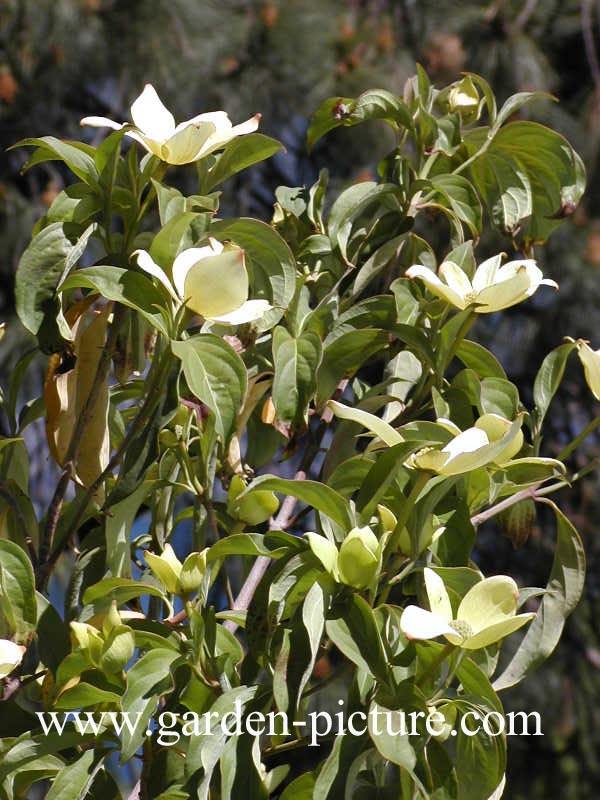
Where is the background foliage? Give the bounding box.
[1,1,600,798]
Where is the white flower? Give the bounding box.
[0,638,26,679]
[81,84,260,165]
[408,415,523,476]
[134,238,271,324]
[576,340,600,401]
[406,254,557,313]
[400,568,534,650]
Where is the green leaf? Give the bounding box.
[467,121,586,240]
[317,329,389,406]
[430,175,482,237]
[352,234,406,296]
[207,533,300,562]
[203,133,284,192]
[328,400,404,447]
[220,734,268,800]
[279,773,316,799]
[238,475,353,529]
[36,593,70,675]
[82,577,166,606]
[297,581,327,703]
[171,334,247,443]
[327,182,400,264]
[15,222,96,345]
[13,137,99,184]
[490,91,555,136]
[272,327,322,426]
[368,700,417,772]
[107,361,180,506]
[44,184,103,226]
[455,660,505,800]
[0,727,99,788]
[479,378,520,419]
[326,595,389,683]
[121,648,180,761]
[184,686,260,792]
[149,211,209,269]
[533,341,577,432]
[44,751,104,800]
[54,683,121,709]
[104,482,151,578]
[455,340,507,380]
[308,89,412,150]
[0,540,36,639]
[313,732,368,799]
[60,266,168,336]
[209,218,297,332]
[152,181,219,226]
[493,500,585,690]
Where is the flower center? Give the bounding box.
[450,619,473,641]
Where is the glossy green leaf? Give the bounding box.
[317,328,389,406]
[238,475,353,529]
[456,340,507,380]
[82,577,166,606]
[149,211,209,269]
[203,133,283,192]
[430,174,482,237]
[326,595,389,683]
[209,218,296,332]
[494,499,585,690]
[207,533,300,562]
[121,648,180,761]
[15,222,95,344]
[13,137,99,184]
[60,266,168,336]
[0,540,36,639]
[272,327,322,426]
[467,122,586,240]
[308,89,412,150]
[532,341,577,432]
[171,334,247,443]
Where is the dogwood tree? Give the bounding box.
[0,71,592,799]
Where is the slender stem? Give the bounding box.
[557,412,600,461]
[582,0,600,94]
[222,380,349,635]
[39,345,171,587]
[206,499,235,609]
[430,648,466,702]
[440,310,477,375]
[385,471,430,559]
[222,473,306,635]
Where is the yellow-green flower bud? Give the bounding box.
[228,474,280,525]
[428,702,457,742]
[145,543,182,594]
[337,526,381,589]
[179,550,208,595]
[69,621,104,665]
[377,504,397,533]
[498,498,536,549]
[448,76,479,122]
[102,601,122,637]
[99,625,135,674]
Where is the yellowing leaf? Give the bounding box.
[44,301,110,498]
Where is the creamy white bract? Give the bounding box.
[81,83,260,165]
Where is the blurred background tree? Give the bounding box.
[2,1,600,796]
